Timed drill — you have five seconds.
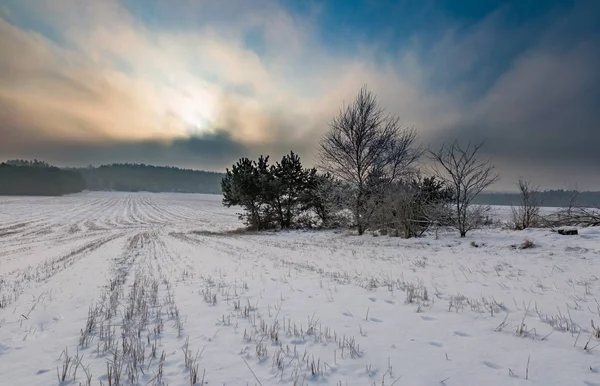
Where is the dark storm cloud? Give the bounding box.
[436,43,600,155]
[420,3,600,189]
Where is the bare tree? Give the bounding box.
[430,140,499,237]
[512,177,541,230]
[318,86,421,235]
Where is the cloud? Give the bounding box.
[0,15,191,145]
[1,130,247,171]
[453,42,600,157]
[0,0,443,164]
[0,0,599,189]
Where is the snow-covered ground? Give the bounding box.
[1,192,599,386]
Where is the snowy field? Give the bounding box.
[1,192,599,386]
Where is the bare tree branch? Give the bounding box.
[429,140,499,237]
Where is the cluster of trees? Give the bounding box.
[221,152,339,230]
[79,163,223,194]
[0,160,86,196]
[223,87,500,237]
[317,87,498,237]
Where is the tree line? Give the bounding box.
[79,163,223,194]
[0,161,224,196]
[0,160,86,196]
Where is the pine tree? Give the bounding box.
[222,157,264,229]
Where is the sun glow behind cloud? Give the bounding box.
[0,0,344,146]
[162,81,217,135]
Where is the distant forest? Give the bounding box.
[0,160,224,196]
[0,160,86,196]
[475,191,600,208]
[78,164,223,194]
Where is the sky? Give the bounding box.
[0,0,599,191]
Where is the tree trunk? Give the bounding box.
[355,190,364,235]
[276,199,284,228]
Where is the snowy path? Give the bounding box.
[0,192,599,385]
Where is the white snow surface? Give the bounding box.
[0,192,599,386]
